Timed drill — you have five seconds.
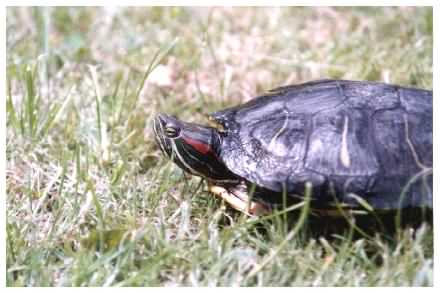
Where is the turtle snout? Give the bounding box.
[153,114,174,157]
[155,114,169,128]
[155,114,181,128]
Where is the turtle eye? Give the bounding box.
[164,126,180,138]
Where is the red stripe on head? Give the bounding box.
[183,137,212,155]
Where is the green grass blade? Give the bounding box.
[24,65,37,138]
[245,182,312,279]
[6,77,19,129]
[134,37,179,103]
[37,84,74,138]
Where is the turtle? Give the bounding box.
[152,79,432,216]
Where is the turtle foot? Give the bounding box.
[208,183,271,216]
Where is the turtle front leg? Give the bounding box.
[208,183,271,216]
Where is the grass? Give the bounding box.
[6,7,433,286]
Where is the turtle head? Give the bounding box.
[153,114,237,182]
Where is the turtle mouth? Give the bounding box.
[153,114,173,158]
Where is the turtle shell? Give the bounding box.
[210,80,432,209]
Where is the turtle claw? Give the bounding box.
[208,183,271,216]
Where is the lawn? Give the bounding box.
[6,7,433,286]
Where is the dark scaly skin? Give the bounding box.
[153,114,238,182]
[154,79,432,212]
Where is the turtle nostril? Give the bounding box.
[156,114,167,126]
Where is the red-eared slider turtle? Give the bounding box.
[153,80,432,216]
